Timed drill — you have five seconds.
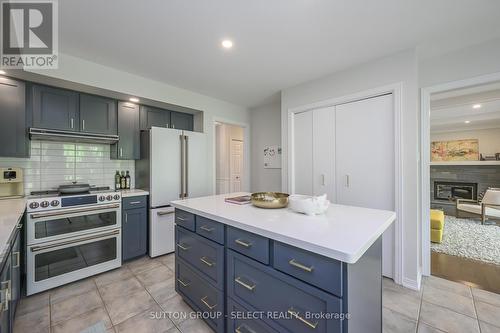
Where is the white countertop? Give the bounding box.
[0,198,26,263]
[120,189,149,198]
[171,193,395,264]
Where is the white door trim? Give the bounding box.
[420,71,500,277]
[287,82,404,285]
[212,118,250,195]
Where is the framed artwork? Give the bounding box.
[263,145,281,169]
[431,139,479,161]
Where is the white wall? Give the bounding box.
[281,49,420,288]
[27,53,251,194]
[431,128,500,156]
[250,100,282,192]
[420,37,500,88]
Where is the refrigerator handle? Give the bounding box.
[184,135,189,198]
[179,134,185,199]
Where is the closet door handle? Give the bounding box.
[321,174,326,186]
[345,175,350,188]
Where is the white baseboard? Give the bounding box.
[402,277,420,291]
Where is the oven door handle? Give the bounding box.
[29,203,120,219]
[30,229,120,252]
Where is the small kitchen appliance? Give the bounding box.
[0,167,24,199]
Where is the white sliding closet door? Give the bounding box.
[313,107,335,201]
[292,111,313,195]
[335,94,395,278]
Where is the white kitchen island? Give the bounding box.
[171,193,396,333]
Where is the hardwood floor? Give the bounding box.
[431,251,500,294]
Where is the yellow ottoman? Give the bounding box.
[430,209,444,243]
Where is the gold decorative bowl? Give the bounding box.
[251,192,289,209]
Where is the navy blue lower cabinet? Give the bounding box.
[175,226,224,290]
[227,297,279,333]
[175,257,225,333]
[122,203,148,261]
[227,249,342,333]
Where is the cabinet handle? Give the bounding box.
[200,296,217,310]
[199,225,214,232]
[166,123,169,128]
[13,251,20,268]
[287,308,318,329]
[129,201,141,205]
[345,174,350,188]
[176,243,190,251]
[234,277,256,291]
[200,256,215,267]
[235,324,257,333]
[125,213,128,223]
[177,278,190,287]
[234,239,252,248]
[288,259,314,272]
[119,148,123,157]
[82,119,85,131]
[176,216,187,221]
[321,174,326,186]
[70,118,74,129]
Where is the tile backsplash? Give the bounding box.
[0,140,135,195]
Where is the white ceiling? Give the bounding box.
[431,82,500,133]
[59,0,500,107]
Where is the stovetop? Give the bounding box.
[26,186,122,212]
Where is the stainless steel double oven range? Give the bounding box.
[26,188,122,295]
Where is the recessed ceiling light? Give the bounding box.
[129,97,139,103]
[221,40,233,49]
[473,104,481,109]
[464,120,471,124]
[0,70,5,75]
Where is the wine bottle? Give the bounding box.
[115,171,121,190]
[120,171,126,189]
[125,171,131,189]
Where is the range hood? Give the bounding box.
[29,128,119,144]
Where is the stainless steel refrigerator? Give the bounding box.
[136,126,209,256]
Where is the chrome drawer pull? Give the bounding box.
[157,211,174,216]
[176,216,187,221]
[177,243,190,251]
[177,278,190,287]
[200,225,214,232]
[200,256,215,267]
[13,251,20,268]
[235,324,257,333]
[234,277,256,291]
[287,308,318,329]
[235,239,252,248]
[289,259,314,272]
[200,296,217,310]
[128,201,141,205]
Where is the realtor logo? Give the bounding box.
[1,0,58,69]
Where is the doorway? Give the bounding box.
[421,75,500,293]
[215,122,245,194]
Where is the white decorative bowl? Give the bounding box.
[288,194,330,216]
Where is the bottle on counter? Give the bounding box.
[125,171,131,189]
[115,170,121,190]
[120,171,126,189]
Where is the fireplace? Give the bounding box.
[434,181,478,201]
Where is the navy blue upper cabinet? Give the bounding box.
[31,84,79,131]
[111,102,140,159]
[140,105,170,130]
[79,94,117,135]
[0,77,29,158]
[171,111,193,131]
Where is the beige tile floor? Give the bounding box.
[14,254,500,333]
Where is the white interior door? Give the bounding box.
[185,131,209,199]
[335,94,395,278]
[292,111,313,195]
[313,107,335,201]
[150,127,183,207]
[230,140,243,192]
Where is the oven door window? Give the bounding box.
[34,237,117,282]
[34,211,117,239]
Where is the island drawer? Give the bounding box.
[175,226,224,289]
[227,250,342,333]
[122,195,147,209]
[196,216,224,244]
[273,242,343,297]
[175,209,195,231]
[227,227,270,264]
[227,297,279,333]
[176,258,225,333]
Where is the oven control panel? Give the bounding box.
[27,191,121,212]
